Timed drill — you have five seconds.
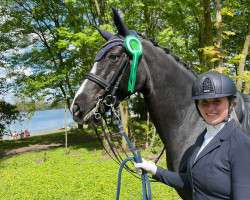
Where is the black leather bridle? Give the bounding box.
[84,43,131,118]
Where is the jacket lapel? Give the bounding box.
[189,130,206,166]
[194,120,237,164]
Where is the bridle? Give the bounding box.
[84,39,131,119]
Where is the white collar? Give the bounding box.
[206,121,227,137]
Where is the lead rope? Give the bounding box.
[116,120,151,200]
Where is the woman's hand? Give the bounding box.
[134,158,157,175]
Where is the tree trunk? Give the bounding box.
[101,118,110,154]
[146,111,149,151]
[236,22,250,92]
[215,0,223,68]
[94,0,101,19]
[198,0,206,71]
[77,124,83,129]
[119,101,129,151]
[64,101,68,155]
[203,0,214,69]
[243,81,250,94]
[149,126,156,151]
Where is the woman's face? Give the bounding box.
[198,97,232,125]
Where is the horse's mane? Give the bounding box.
[138,33,197,76]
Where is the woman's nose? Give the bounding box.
[207,102,216,109]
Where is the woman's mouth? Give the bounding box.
[207,113,217,116]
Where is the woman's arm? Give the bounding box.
[231,135,250,199]
[153,166,192,191]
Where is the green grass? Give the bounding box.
[0,130,180,200]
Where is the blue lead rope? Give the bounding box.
[116,121,151,200]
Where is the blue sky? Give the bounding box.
[0,66,33,104]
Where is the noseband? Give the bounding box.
[84,43,131,118]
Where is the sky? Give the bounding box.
[0,66,33,104]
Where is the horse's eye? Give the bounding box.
[108,54,120,63]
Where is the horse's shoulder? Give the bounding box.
[236,92,250,136]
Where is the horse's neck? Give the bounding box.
[143,53,200,128]
[142,50,204,170]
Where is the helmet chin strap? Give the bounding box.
[223,100,234,123]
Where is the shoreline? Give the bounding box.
[2,129,72,141]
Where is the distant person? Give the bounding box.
[24,130,30,137]
[12,131,19,139]
[20,130,24,138]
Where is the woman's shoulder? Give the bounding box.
[229,126,250,149]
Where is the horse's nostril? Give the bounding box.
[72,104,84,120]
[73,104,79,114]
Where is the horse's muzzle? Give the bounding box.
[71,103,84,123]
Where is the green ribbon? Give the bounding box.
[125,35,143,93]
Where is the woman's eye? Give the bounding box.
[214,100,221,104]
[200,100,208,104]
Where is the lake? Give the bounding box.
[4,109,76,140]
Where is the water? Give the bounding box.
[4,109,76,140]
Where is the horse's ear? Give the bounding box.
[112,7,130,37]
[94,25,113,41]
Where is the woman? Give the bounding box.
[134,71,250,199]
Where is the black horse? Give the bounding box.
[71,8,250,200]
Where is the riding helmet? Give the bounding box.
[192,71,237,100]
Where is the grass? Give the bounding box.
[0,130,180,200]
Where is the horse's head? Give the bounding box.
[71,8,147,124]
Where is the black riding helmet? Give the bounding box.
[192,71,237,121]
[192,71,237,100]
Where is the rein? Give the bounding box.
[92,107,155,200]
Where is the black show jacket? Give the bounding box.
[153,119,250,200]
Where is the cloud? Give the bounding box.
[14,66,33,76]
[0,66,34,103]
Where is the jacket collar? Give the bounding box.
[191,119,237,165]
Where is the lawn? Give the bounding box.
[0,130,180,200]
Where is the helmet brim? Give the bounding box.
[192,93,235,100]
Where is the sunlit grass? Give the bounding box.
[0,131,180,200]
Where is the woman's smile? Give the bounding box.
[198,97,230,125]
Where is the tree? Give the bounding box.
[0,0,103,112]
[0,76,23,137]
[236,22,250,92]
[0,0,248,119]
[215,0,223,68]
[0,100,23,137]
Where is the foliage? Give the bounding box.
[0,0,102,111]
[0,101,23,137]
[0,130,179,199]
[14,98,65,112]
[0,0,249,119]
[132,119,164,154]
[129,93,148,120]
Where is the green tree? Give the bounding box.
[0,100,23,137]
[0,0,249,119]
[0,0,103,112]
